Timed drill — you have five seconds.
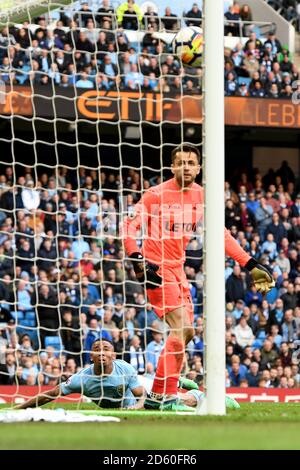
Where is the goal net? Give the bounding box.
[0,0,224,411]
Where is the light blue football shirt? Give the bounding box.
[60,360,140,409]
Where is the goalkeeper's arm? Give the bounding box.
[224,227,274,295]
[123,190,162,289]
[15,385,60,409]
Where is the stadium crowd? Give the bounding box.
[0,159,299,390]
[0,1,298,98]
[224,29,299,99]
[265,0,300,31]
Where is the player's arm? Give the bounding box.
[127,365,147,409]
[123,189,158,255]
[177,391,198,408]
[122,190,162,289]
[129,386,147,410]
[15,385,60,409]
[224,227,274,295]
[224,227,251,267]
[131,386,146,397]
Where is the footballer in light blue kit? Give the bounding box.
[60,345,142,408]
[16,339,145,410]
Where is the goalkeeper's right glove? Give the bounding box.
[129,252,162,290]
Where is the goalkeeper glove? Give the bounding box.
[129,252,162,290]
[245,258,275,296]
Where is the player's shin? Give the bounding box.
[151,336,185,396]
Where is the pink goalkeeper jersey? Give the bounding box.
[123,178,251,268]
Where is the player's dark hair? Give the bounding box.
[92,338,115,350]
[171,144,201,164]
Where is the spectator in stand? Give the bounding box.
[129,335,146,374]
[143,6,159,31]
[117,0,143,30]
[224,5,240,36]
[225,72,238,96]
[281,309,298,343]
[237,81,249,97]
[243,52,260,78]
[124,63,144,89]
[74,2,94,27]
[291,194,300,217]
[281,283,299,310]
[234,315,255,349]
[99,54,118,88]
[276,249,291,274]
[16,239,35,274]
[264,32,282,56]
[162,7,179,32]
[228,356,247,386]
[255,197,274,240]
[185,3,202,27]
[269,324,283,349]
[97,0,115,29]
[226,266,247,303]
[240,4,252,24]
[35,284,59,348]
[16,280,33,314]
[145,330,164,371]
[250,81,265,98]
[37,238,57,272]
[279,342,292,367]
[261,233,278,260]
[245,33,263,57]
[244,285,263,307]
[260,339,278,369]
[267,212,288,248]
[60,310,81,362]
[225,199,241,228]
[71,237,90,261]
[246,361,260,387]
[21,180,40,213]
[76,71,94,89]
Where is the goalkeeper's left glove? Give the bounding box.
[245,258,275,295]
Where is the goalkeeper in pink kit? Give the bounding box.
[123,145,274,410]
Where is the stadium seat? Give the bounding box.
[25,311,36,321]
[257,330,266,341]
[129,42,140,53]
[252,339,263,349]
[237,77,251,87]
[16,327,39,349]
[19,319,36,328]
[16,66,32,85]
[44,336,64,351]
[11,311,24,321]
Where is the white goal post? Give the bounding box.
[201,0,226,416]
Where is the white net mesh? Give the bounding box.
[0,0,207,408]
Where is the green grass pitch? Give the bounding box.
[1,403,300,450]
